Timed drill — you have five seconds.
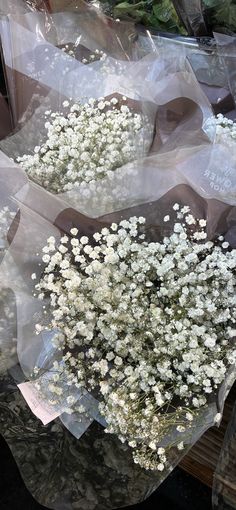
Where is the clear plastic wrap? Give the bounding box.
[0,8,236,510]
[214,32,236,116]
[0,0,30,16]
[187,40,235,118]
[213,399,236,510]
[0,0,50,16]
[0,8,137,129]
[137,32,235,118]
[172,0,208,36]
[0,122,236,506]
[0,9,213,219]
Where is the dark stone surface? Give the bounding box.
[0,433,212,510]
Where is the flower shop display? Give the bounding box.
[0,2,235,510]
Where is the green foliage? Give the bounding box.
[213,0,236,31]
[100,0,236,34]
[112,0,186,33]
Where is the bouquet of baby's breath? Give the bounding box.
[18,96,148,194]
[32,203,236,471]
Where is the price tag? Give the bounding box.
[18,381,60,425]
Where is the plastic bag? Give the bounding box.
[214,32,236,118]
[0,0,50,16]
[213,399,236,510]
[0,10,213,215]
[0,7,138,130]
[172,0,208,36]
[0,125,236,507]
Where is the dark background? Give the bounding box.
[0,434,212,510]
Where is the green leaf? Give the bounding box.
[214,0,236,29]
[113,1,144,14]
[153,0,178,23]
[114,1,149,21]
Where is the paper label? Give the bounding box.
[18,381,60,425]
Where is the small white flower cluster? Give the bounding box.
[80,48,126,75]
[61,45,107,64]
[33,206,236,471]
[205,113,236,149]
[81,48,107,65]
[61,43,78,58]
[18,98,144,193]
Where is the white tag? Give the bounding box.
[18,381,60,425]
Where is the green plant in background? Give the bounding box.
[98,0,236,35]
[204,0,236,33]
[100,0,187,33]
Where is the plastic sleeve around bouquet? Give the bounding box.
[214,32,236,115]
[0,12,213,211]
[136,29,236,118]
[0,0,51,16]
[1,128,236,508]
[0,7,138,130]
[186,42,235,118]
[0,0,32,16]
[213,399,236,510]
[0,155,27,375]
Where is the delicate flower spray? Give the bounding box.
[33,205,236,471]
[205,113,236,150]
[18,97,147,193]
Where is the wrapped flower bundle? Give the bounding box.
[18,96,148,193]
[33,206,236,474]
[0,2,236,510]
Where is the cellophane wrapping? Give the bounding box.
[0,4,236,510]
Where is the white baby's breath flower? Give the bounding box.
[18,99,148,193]
[149,441,157,450]
[70,228,78,236]
[173,203,180,211]
[214,413,222,424]
[33,209,236,473]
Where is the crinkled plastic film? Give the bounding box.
[187,41,235,118]
[172,0,208,37]
[214,33,236,116]
[0,137,236,507]
[0,9,236,510]
[213,398,236,510]
[138,32,235,118]
[0,11,213,216]
[0,0,30,16]
[0,9,136,128]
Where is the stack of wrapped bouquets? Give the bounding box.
[0,1,236,509]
